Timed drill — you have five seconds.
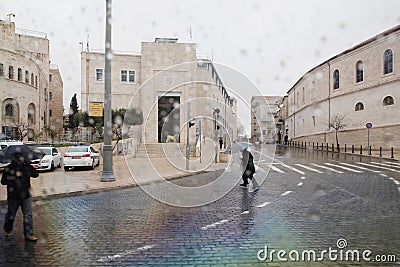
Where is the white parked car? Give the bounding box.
[36,146,62,171]
[63,145,100,171]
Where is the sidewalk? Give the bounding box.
[0,150,229,202]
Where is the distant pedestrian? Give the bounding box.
[1,152,39,242]
[284,135,289,145]
[219,137,223,149]
[240,148,258,190]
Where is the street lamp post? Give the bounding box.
[100,0,115,182]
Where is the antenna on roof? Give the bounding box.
[6,13,15,22]
[189,26,192,43]
[86,34,90,52]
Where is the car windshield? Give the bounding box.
[68,147,89,153]
[38,148,52,155]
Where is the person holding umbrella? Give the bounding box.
[231,142,259,190]
[1,145,41,242]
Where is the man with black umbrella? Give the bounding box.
[1,151,39,242]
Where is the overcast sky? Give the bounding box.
[2,0,400,120]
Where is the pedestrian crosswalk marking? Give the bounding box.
[311,163,344,173]
[339,162,381,173]
[324,163,363,173]
[279,162,305,175]
[371,162,400,169]
[385,161,400,166]
[265,164,285,173]
[357,162,400,173]
[295,164,324,173]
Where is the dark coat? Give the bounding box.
[1,160,39,200]
[241,150,255,178]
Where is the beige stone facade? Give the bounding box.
[0,20,62,141]
[250,96,283,144]
[49,66,64,135]
[284,25,400,149]
[81,39,238,146]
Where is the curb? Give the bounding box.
[0,168,225,204]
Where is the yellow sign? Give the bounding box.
[89,102,103,117]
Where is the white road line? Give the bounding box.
[324,163,363,173]
[311,163,344,173]
[255,164,268,173]
[268,164,286,173]
[98,245,155,262]
[281,191,293,196]
[201,219,230,230]
[251,150,305,174]
[380,173,388,177]
[301,176,306,180]
[295,164,324,173]
[256,202,271,208]
[371,162,400,169]
[385,161,400,166]
[297,182,303,187]
[340,162,381,173]
[357,162,400,173]
[279,163,305,175]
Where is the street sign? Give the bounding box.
[366,122,372,128]
[89,102,103,117]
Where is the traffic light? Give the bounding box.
[189,120,195,128]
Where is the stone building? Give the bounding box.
[284,24,400,149]
[81,38,237,151]
[0,20,55,141]
[49,66,64,136]
[250,96,282,144]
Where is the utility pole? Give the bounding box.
[199,119,202,164]
[100,0,115,182]
[186,103,191,170]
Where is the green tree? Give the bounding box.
[68,93,79,129]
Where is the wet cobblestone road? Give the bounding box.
[1,152,399,266]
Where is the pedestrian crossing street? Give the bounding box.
[257,160,400,175]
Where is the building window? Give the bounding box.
[128,71,135,83]
[8,66,13,79]
[384,49,393,75]
[35,76,38,87]
[333,69,340,89]
[18,68,22,81]
[355,102,364,111]
[49,109,52,117]
[121,70,135,83]
[356,61,363,83]
[96,69,103,81]
[25,70,29,83]
[31,73,34,85]
[121,70,127,82]
[49,74,52,82]
[312,116,316,126]
[0,64,3,77]
[5,103,14,117]
[262,130,266,136]
[49,92,53,100]
[383,96,394,106]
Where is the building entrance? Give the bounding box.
[158,96,180,143]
